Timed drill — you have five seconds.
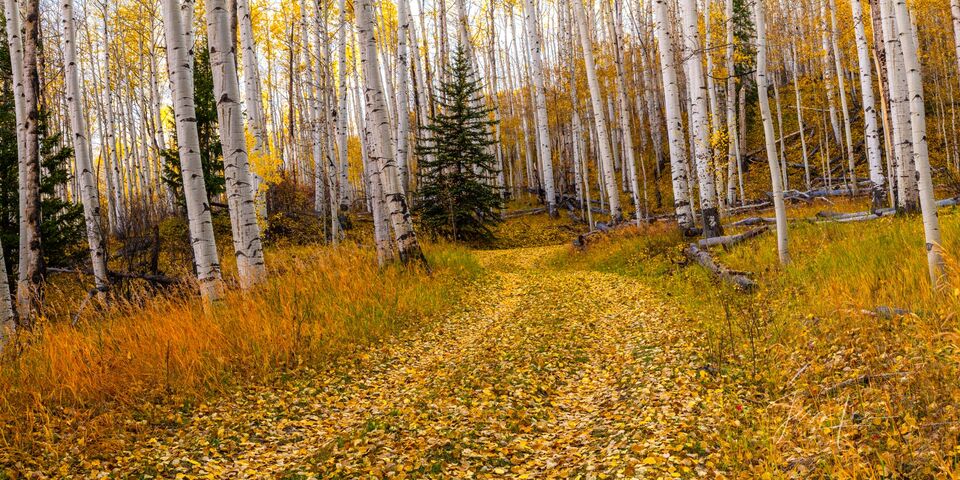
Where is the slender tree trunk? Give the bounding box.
[893,0,944,286]
[102,11,126,234]
[652,0,694,229]
[851,0,886,209]
[62,0,109,298]
[238,0,270,219]
[17,0,43,323]
[337,0,350,208]
[820,2,842,148]
[606,0,641,225]
[396,0,413,194]
[880,0,918,212]
[952,0,960,83]
[680,0,722,237]
[162,0,223,302]
[0,236,13,348]
[206,0,266,288]
[572,0,621,222]
[790,45,811,190]
[828,0,858,195]
[522,0,557,216]
[355,0,426,266]
[755,0,789,265]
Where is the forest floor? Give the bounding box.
[89,244,735,479]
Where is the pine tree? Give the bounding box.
[416,46,502,242]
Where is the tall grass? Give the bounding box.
[0,242,479,461]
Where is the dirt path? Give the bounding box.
[103,245,734,478]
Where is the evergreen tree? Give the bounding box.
[161,43,224,205]
[416,46,502,242]
[0,22,83,276]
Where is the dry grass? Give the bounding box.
[560,206,960,477]
[0,241,479,468]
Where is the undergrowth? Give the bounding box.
[0,241,479,470]
[559,209,960,477]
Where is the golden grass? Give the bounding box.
[0,241,479,465]
[560,206,960,477]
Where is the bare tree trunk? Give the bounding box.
[680,0,722,237]
[523,0,558,216]
[880,0,918,212]
[953,0,960,83]
[17,0,44,324]
[828,0,858,194]
[605,0,641,224]
[205,0,267,289]
[355,0,426,266]
[62,0,109,299]
[238,0,270,219]
[0,237,13,348]
[162,0,223,302]
[101,9,126,235]
[652,0,694,229]
[754,0,789,265]
[572,0,621,222]
[790,45,811,190]
[851,0,886,209]
[337,0,350,208]
[893,0,944,287]
[396,0,413,194]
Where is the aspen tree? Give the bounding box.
[679,0,722,237]
[652,0,694,230]
[238,0,270,218]
[893,0,944,286]
[572,0,621,222]
[850,0,886,209]
[17,0,43,323]
[827,0,858,195]
[161,0,223,302]
[605,0,641,225]
[522,0,558,216]
[355,0,426,265]
[754,0,789,265]
[62,0,109,298]
[205,0,266,288]
[0,237,13,349]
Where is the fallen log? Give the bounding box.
[47,267,184,286]
[727,216,777,227]
[697,226,769,248]
[726,201,772,215]
[684,243,758,291]
[501,207,546,219]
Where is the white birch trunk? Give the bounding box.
[355,0,426,265]
[0,237,13,349]
[572,0,621,222]
[790,45,811,190]
[679,0,722,236]
[206,0,266,288]
[828,0,858,195]
[162,0,223,302]
[606,0,641,224]
[17,0,43,322]
[893,0,945,286]
[238,0,270,219]
[880,0,918,212]
[62,0,109,297]
[523,0,558,216]
[851,0,886,208]
[953,0,960,82]
[337,0,350,207]
[396,0,412,193]
[653,0,694,229]
[755,0,789,265]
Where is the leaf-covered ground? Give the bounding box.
[69,245,741,478]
